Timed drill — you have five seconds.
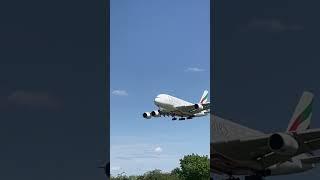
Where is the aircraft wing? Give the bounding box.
[300,156,320,164]
[174,102,210,114]
[212,134,270,162]
[297,128,320,151]
[212,128,320,169]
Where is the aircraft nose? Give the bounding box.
[154,97,164,106]
[154,97,160,105]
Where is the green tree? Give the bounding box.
[170,167,182,179]
[110,153,210,180]
[128,175,139,180]
[142,169,169,180]
[110,172,130,180]
[134,169,180,180]
[179,153,210,180]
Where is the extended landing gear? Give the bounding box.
[187,116,193,119]
[172,116,188,121]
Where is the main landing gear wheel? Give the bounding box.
[172,117,177,120]
[179,117,186,120]
[187,116,193,119]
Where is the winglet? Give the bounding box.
[199,90,209,104]
[287,91,314,132]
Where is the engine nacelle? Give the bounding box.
[151,110,161,117]
[194,103,204,110]
[143,112,151,119]
[268,133,299,156]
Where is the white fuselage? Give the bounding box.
[154,94,192,110]
[211,152,315,176]
[267,160,314,176]
[154,94,208,117]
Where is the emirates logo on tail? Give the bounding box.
[287,91,313,132]
[200,90,209,104]
[288,101,312,131]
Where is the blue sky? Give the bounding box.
[110,0,210,176]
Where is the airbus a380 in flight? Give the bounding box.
[211,91,320,180]
[143,90,210,120]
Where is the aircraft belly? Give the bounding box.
[268,162,313,176]
[158,104,175,111]
[159,105,186,117]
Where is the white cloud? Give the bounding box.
[111,166,121,171]
[154,146,163,153]
[110,141,182,175]
[110,135,209,176]
[185,67,205,72]
[112,90,128,96]
[111,144,170,161]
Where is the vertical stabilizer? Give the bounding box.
[199,90,209,104]
[287,91,313,132]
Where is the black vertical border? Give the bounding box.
[210,0,215,178]
[209,0,215,136]
[210,0,215,114]
[104,0,110,178]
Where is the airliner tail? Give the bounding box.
[287,91,313,132]
[199,90,209,104]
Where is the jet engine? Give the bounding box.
[143,112,152,119]
[151,110,161,117]
[194,103,204,110]
[268,133,299,156]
